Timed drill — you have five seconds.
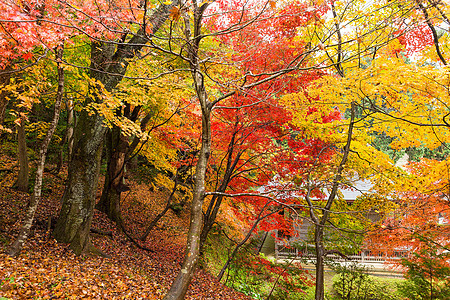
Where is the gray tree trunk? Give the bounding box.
[163,106,211,300]
[52,107,107,254]
[163,4,211,299]
[8,46,65,256]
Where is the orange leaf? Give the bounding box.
[169,7,180,21]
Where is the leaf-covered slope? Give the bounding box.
[0,155,252,299]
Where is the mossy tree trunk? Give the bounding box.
[52,106,107,254]
[52,2,179,254]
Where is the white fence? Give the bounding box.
[276,245,408,264]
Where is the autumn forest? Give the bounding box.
[0,0,450,299]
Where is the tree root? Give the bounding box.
[118,219,155,253]
[90,228,114,237]
[85,241,111,258]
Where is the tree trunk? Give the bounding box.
[199,194,223,250]
[96,126,128,224]
[52,2,177,254]
[54,98,74,174]
[312,102,355,300]
[163,4,212,298]
[0,93,7,126]
[96,102,144,223]
[314,226,325,300]
[52,108,107,255]
[67,98,74,159]
[15,114,29,192]
[8,46,65,256]
[163,102,211,300]
[200,128,241,255]
[52,41,112,255]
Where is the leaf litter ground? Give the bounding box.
[0,155,252,299]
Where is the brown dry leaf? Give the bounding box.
[169,7,180,21]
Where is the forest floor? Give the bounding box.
[0,154,252,299]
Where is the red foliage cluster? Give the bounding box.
[395,24,434,56]
[0,0,141,67]
[201,0,342,244]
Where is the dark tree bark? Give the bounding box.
[8,46,65,256]
[98,89,185,224]
[96,125,129,225]
[96,103,146,224]
[415,0,447,66]
[52,1,178,254]
[313,224,326,300]
[97,86,181,225]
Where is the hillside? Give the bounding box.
[0,155,251,299]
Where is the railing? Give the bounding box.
[275,244,408,264]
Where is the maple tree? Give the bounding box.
[366,159,450,298]
[45,0,178,255]
[199,0,331,249]
[150,0,337,297]
[273,0,449,298]
[2,0,450,299]
[95,56,195,226]
[282,1,450,299]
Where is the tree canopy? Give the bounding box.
[1,0,450,299]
